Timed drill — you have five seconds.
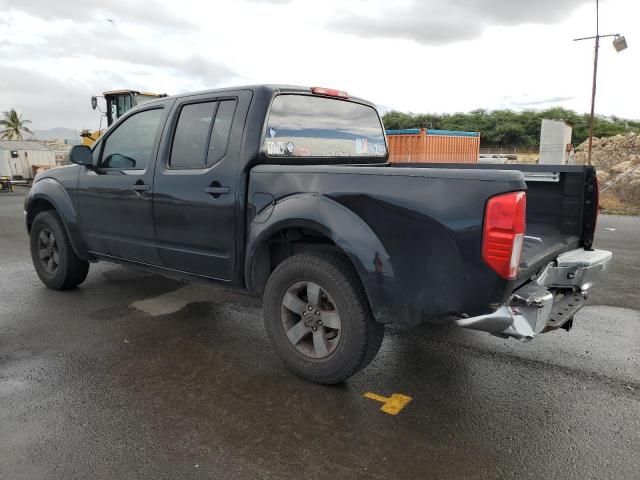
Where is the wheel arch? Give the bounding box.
[25,179,90,260]
[245,194,396,324]
[25,197,56,231]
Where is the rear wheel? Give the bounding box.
[30,211,89,290]
[263,252,384,384]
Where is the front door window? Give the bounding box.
[100,108,163,170]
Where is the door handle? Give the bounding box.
[203,186,230,195]
[132,180,151,193]
[204,181,230,199]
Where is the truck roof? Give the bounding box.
[143,84,376,109]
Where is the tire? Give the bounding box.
[263,251,384,384]
[30,210,89,290]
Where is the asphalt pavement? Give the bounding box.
[1,190,639,479]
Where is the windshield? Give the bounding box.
[264,94,387,158]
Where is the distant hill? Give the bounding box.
[26,127,80,144]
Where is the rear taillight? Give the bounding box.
[482,191,526,280]
[311,86,349,98]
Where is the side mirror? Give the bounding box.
[91,96,98,110]
[70,145,94,167]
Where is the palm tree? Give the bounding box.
[0,109,33,140]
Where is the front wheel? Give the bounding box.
[263,252,384,384]
[30,210,89,290]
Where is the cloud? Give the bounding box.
[0,65,125,130]
[330,0,591,45]
[0,0,635,127]
[2,0,190,29]
[0,5,238,128]
[28,21,237,85]
[507,96,576,107]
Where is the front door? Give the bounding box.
[77,103,170,265]
[152,90,252,280]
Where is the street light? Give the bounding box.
[613,35,628,52]
[574,0,628,165]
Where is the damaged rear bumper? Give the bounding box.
[456,248,612,341]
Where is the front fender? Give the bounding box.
[25,177,89,260]
[246,193,397,324]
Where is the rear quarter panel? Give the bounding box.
[247,165,526,326]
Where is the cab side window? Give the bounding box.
[170,99,237,169]
[208,100,236,165]
[100,108,164,170]
[170,102,216,168]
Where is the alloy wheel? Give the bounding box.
[37,228,59,274]
[280,281,342,359]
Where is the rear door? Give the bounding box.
[152,90,252,280]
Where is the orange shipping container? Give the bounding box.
[386,129,480,164]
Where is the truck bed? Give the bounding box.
[391,163,598,286]
[521,224,580,280]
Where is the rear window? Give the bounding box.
[264,94,386,158]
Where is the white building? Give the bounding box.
[0,140,58,180]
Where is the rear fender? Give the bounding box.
[246,193,395,323]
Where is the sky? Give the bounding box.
[0,0,637,131]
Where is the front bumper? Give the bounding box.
[456,248,612,341]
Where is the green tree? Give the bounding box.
[381,108,640,148]
[382,111,419,130]
[0,109,33,140]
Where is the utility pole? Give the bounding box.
[587,0,600,166]
[574,0,627,165]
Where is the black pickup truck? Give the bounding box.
[25,85,612,384]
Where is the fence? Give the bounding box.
[479,146,539,155]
